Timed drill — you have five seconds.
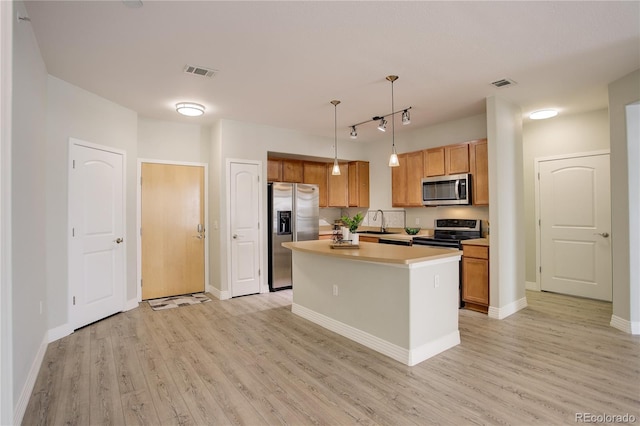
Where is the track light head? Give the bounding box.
[350,126,357,139]
[377,118,387,132]
[402,109,411,125]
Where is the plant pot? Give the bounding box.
[341,227,350,241]
[351,233,359,245]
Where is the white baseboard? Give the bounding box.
[125,298,140,311]
[488,296,528,320]
[47,323,73,343]
[207,285,230,300]
[292,303,460,366]
[14,333,48,425]
[610,315,640,335]
[525,280,540,291]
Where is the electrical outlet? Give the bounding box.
[415,218,420,225]
[434,275,440,288]
[333,285,339,296]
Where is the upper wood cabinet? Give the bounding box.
[282,159,303,182]
[348,161,370,208]
[267,158,282,182]
[424,147,446,177]
[469,139,489,205]
[392,151,424,207]
[303,161,328,207]
[327,163,349,207]
[445,143,470,175]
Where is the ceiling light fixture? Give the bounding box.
[331,100,341,176]
[176,102,205,117]
[377,118,387,132]
[386,75,400,168]
[350,126,358,139]
[529,109,558,120]
[402,109,411,125]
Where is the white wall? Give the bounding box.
[487,96,526,317]
[626,102,640,332]
[46,76,138,328]
[11,0,48,421]
[522,109,610,283]
[138,117,210,163]
[608,69,640,332]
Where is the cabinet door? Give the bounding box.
[462,257,489,305]
[282,159,303,182]
[359,236,379,243]
[303,161,328,207]
[405,151,424,206]
[445,143,470,175]
[424,147,445,177]
[267,158,282,182]
[469,139,489,205]
[348,161,370,207]
[327,163,349,207]
[391,153,408,207]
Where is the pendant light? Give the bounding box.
[331,100,341,176]
[386,75,400,167]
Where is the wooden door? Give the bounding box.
[424,147,445,177]
[230,161,261,297]
[445,143,470,175]
[69,140,125,330]
[539,154,611,301]
[141,163,204,300]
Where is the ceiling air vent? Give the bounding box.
[491,78,517,88]
[183,65,217,78]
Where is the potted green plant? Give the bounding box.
[341,212,364,244]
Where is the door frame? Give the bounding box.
[136,159,209,302]
[68,138,127,329]
[225,159,266,296]
[534,149,610,293]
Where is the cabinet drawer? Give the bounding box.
[462,245,489,259]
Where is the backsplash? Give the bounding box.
[362,210,406,229]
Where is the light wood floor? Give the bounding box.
[23,290,640,425]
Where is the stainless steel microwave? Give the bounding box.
[421,173,471,206]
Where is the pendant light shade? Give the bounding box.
[331,100,341,176]
[386,75,400,167]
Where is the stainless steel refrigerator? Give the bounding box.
[268,182,319,291]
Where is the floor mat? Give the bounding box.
[147,293,211,311]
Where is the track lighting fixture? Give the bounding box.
[377,118,387,132]
[350,126,358,139]
[331,100,341,176]
[402,109,411,125]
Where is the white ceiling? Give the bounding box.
[24,1,640,142]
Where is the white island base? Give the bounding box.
[284,240,461,366]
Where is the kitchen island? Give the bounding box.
[282,240,462,366]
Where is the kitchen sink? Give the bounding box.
[357,231,398,235]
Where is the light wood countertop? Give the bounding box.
[283,240,461,265]
[461,238,489,247]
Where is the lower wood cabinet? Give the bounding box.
[358,236,379,243]
[462,244,489,313]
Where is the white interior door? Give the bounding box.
[69,140,125,329]
[539,154,611,301]
[229,161,261,297]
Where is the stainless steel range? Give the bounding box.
[412,219,482,307]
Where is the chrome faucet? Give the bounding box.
[373,209,386,232]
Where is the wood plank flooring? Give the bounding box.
[23,290,640,425]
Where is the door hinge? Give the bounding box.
[72,227,75,237]
[73,296,76,305]
[537,172,540,180]
[538,219,541,226]
[258,222,260,230]
[539,266,542,273]
[140,228,142,237]
[258,269,261,276]
[72,159,76,169]
[140,176,142,185]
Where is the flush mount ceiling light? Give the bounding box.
[176,102,205,117]
[530,109,558,120]
[331,100,341,176]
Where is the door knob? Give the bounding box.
[233,234,238,239]
[594,232,610,238]
[114,237,123,244]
